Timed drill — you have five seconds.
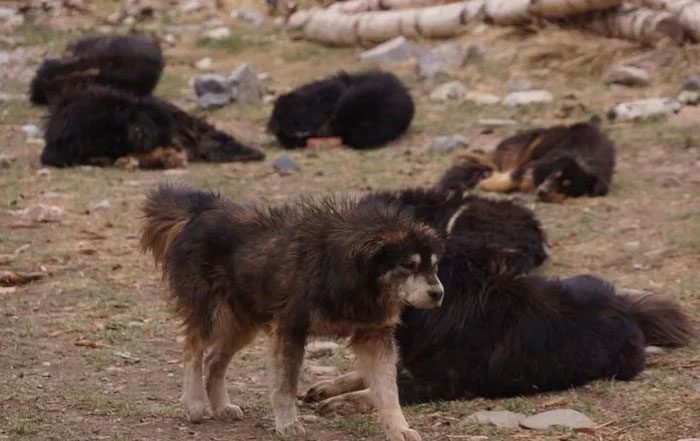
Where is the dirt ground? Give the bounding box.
[1,2,699,440]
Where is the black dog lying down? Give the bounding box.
[268,70,414,149]
[305,188,695,412]
[30,33,163,105]
[41,86,265,168]
[438,120,616,202]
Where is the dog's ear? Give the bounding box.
[588,177,609,196]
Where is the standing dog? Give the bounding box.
[438,120,616,202]
[141,185,445,440]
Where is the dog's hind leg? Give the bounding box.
[204,323,256,422]
[269,329,306,437]
[182,331,207,423]
[305,370,366,402]
[317,389,374,416]
[352,330,421,441]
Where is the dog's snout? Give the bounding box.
[429,288,443,301]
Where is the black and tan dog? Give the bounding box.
[268,70,414,150]
[438,120,616,202]
[304,188,695,413]
[41,85,265,168]
[30,33,163,105]
[141,185,445,441]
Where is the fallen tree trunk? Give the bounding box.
[529,0,622,17]
[572,4,686,44]
[484,0,531,24]
[661,0,700,41]
[288,1,485,45]
[327,0,456,13]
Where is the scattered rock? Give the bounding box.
[273,155,299,174]
[608,97,681,122]
[464,91,501,105]
[431,42,470,68]
[471,410,526,429]
[0,6,17,20]
[519,409,596,431]
[204,27,231,41]
[21,124,41,138]
[0,154,16,168]
[606,65,651,87]
[683,75,700,91]
[644,345,666,355]
[306,341,340,357]
[179,0,203,12]
[359,37,414,63]
[502,90,553,106]
[416,50,449,82]
[89,199,112,214]
[194,57,213,70]
[678,90,699,106]
[232,7,264,28]
[230,63,262,103]
[507,77,532,93]
[307,365,339,376]
[11,204,65,223]
[430,135,469,154]
[429,81,466,102]
[479,118,517,128]
[0,271,45,287]
[194,74,234,109]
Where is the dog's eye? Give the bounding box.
[562,179,571,187]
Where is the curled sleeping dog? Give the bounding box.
[304,188,695,415]
[438,120,616,202]
[141,185,446,441]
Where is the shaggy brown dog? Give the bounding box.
[438,120,616,202]
[141,185,445,441]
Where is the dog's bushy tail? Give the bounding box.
[140,184,221,265]
[618,288,696,347]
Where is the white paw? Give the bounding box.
[213,403,244,421]
[184,400,208,423]
[387,427,421,441]
[276,421,306,438]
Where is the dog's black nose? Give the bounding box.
[428,288,443,302]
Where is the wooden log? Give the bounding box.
[662,0,700,41]
[529,0,622,18]
[484,0,531,24]
[328,0,455,13]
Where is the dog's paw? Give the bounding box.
[304,379,335,402]
[184,400,208,423]
[386,427,421,441]
[318,394,373,417]
[212,404,244,421]
[275,421,306,438]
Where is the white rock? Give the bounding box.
[359,37,414,63]
[89,199,112,213]
[430,135,469,154]
[507,77,532,92]
[606,65,651,87]
[204,27,231,41]
[306,341,341,357]
[194,57,213,70]
[678,90,699,106]
[12,204,65,223]
[519,409,596,430]
[431,42,470,68]
[430,81,466,102]
[179,0,203,13]
[416,50,449,82]
[471,410,526,429]
[608,97,681,122]
[502,90,553,106]
[644,345,666,355]
[230,63,262,103]
[0,6,17,21]
[464,91,501,105]
[21,124,41,138]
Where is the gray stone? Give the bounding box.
[273,155,299,174]
[230,64,262,103]
[682,75,700,91]
[21,124,41,138]
[194,74,234,109]
[502,90,553,107]
[0,6,17,21]
[507,77,532,93]
[431,42,470,68]
[204,27,231,40]
[232,7,264,28]
[89,199,112,214]
[471,410,526,429]
[464,91,501,105]
[430,135,469,154]
[416,50,449,82]
[519,409,596,431]
[644,345,666,355]
[678,90,699,106]
[12,204,65,223]
[430,81,466,102]
[606,65,651,87]
[608,97,681,122]
[359,37,414,63]
[306,341,340,357]
[479,118,517,128]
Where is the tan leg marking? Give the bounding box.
[305,370,366,402]
[181,332,208,423]
[269,331,306,438]
[352,331,421,441]
[477,170,518,193]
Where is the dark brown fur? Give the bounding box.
[140,185,444,440]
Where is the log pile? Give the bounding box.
[284,0,700,46]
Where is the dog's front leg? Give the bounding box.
[352,330,421,441]
[269,330,306,437]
